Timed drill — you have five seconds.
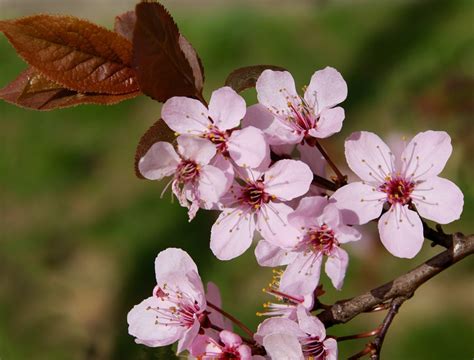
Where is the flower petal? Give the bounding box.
[237,344,252,360]
[254,240,298,267]
[198,165,230,205]
[255,317,305,343]
[138,142,180,180]
[305,66,347,111]
[296,305,326,339]
[265,160,313,201]
[155,248,198,282]
[162,96,209,134]
[288,196,328,229]
[298,144,326,177]
[412,176,463,224]
[242,104,299,146]
[209,86,246,130]
[256,70,299,116]
[227,126,269,168]
[345,131,395,184]
[220,330,242,347]
[324,338,338,360]
[280,252,323,296]
[309,107,344,139]
[257,202,301,248]
[325,247,349,290]
[378,204,424,258]
[177,135,216,164]
[210,208,255,260]
[331,182,385,225]
[206,282,233,331]
[263,333,304,360]
[177,319,200,354]
[401,130,452,181]
[127,296,183,347]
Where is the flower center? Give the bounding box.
[379,176,415,205]
[204,126,229,154]
[239,180,270,209]
[146,285,201,328]
[301,337,326,359]
[176,160,200,183]
[305,224,338,256]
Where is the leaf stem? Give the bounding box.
[314,140,346,186]
[207,301,255,341]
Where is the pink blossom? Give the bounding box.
[210,159,313,260]
[332,131,464,258]
[256,306,337,360]
[139,135,230,220]
[243,67,347,145]
[256,196,360,295]
[256,267,314,320]
[162,86,269,169]
[127,248,207,353]
[190,330,253,359]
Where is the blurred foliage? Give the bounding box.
[1,0,473,359]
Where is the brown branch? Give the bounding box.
[318,232,474,328]
[369,296,406,359]
[207,301,255,341]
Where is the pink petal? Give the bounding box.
[298,144,326,177]
[324,338,338,360]
[242,104,298,146]
[263,333,304,360]
[206,282,233,331]
[319,203,342,229]
[177,319,200,354]
[177,135,216,164]
[138,142,179,180]
[257,202,301,248]
[256,70,299,116]
[401,130,452,181]
[344,131,395,184]
[305,66,347,111]
[162,96,209,134]
[209,86,246,131]
[189,334,220,357]
[296,305,326,339]
[412,176,463,224]
[325,247,349,290]
[255,240,298,267]
[335,224,362,244]
[288,196,328,229]
[210,208,256,260]
[154,248,198,282]
[378,204,424,258]
[255,317,306,344]
[308,106,344,139]
[237,344,252,360]
[185,271,207,309]
[331,182,385,225]
[220,330,242,347]
[265,160,313,201]
[272,143,296,156]
[280,252,322,296]
[227,126,269,168]
[198,165,230,205]
[127,296,183,347]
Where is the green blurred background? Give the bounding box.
[1,0,473,359]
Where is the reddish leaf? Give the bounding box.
[115,11,137,42]
[135,118,176,178]
[225,65,288,93]
[133,2,204,102]
[0,67,139,110]
[0,15,139,94]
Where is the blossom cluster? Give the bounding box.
[129,67,464,359]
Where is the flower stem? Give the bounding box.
[207,301,255,341]
[335,328,381,342]
[314,140,346,186]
